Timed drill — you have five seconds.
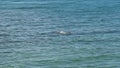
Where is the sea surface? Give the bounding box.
[0,0,120,68]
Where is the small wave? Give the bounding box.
[0,34,10,36]
[71,37,120,43]
[0,40,24,44]
[0,6,57,10]
[0,51,12,54]
[75,30,120,35]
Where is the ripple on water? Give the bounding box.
[0,0,120,68]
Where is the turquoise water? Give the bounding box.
[0,0,120,68]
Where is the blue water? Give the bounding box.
[0,0,120,68]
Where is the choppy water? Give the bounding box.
[0,0,120,68]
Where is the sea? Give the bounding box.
[0,0,120,68]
